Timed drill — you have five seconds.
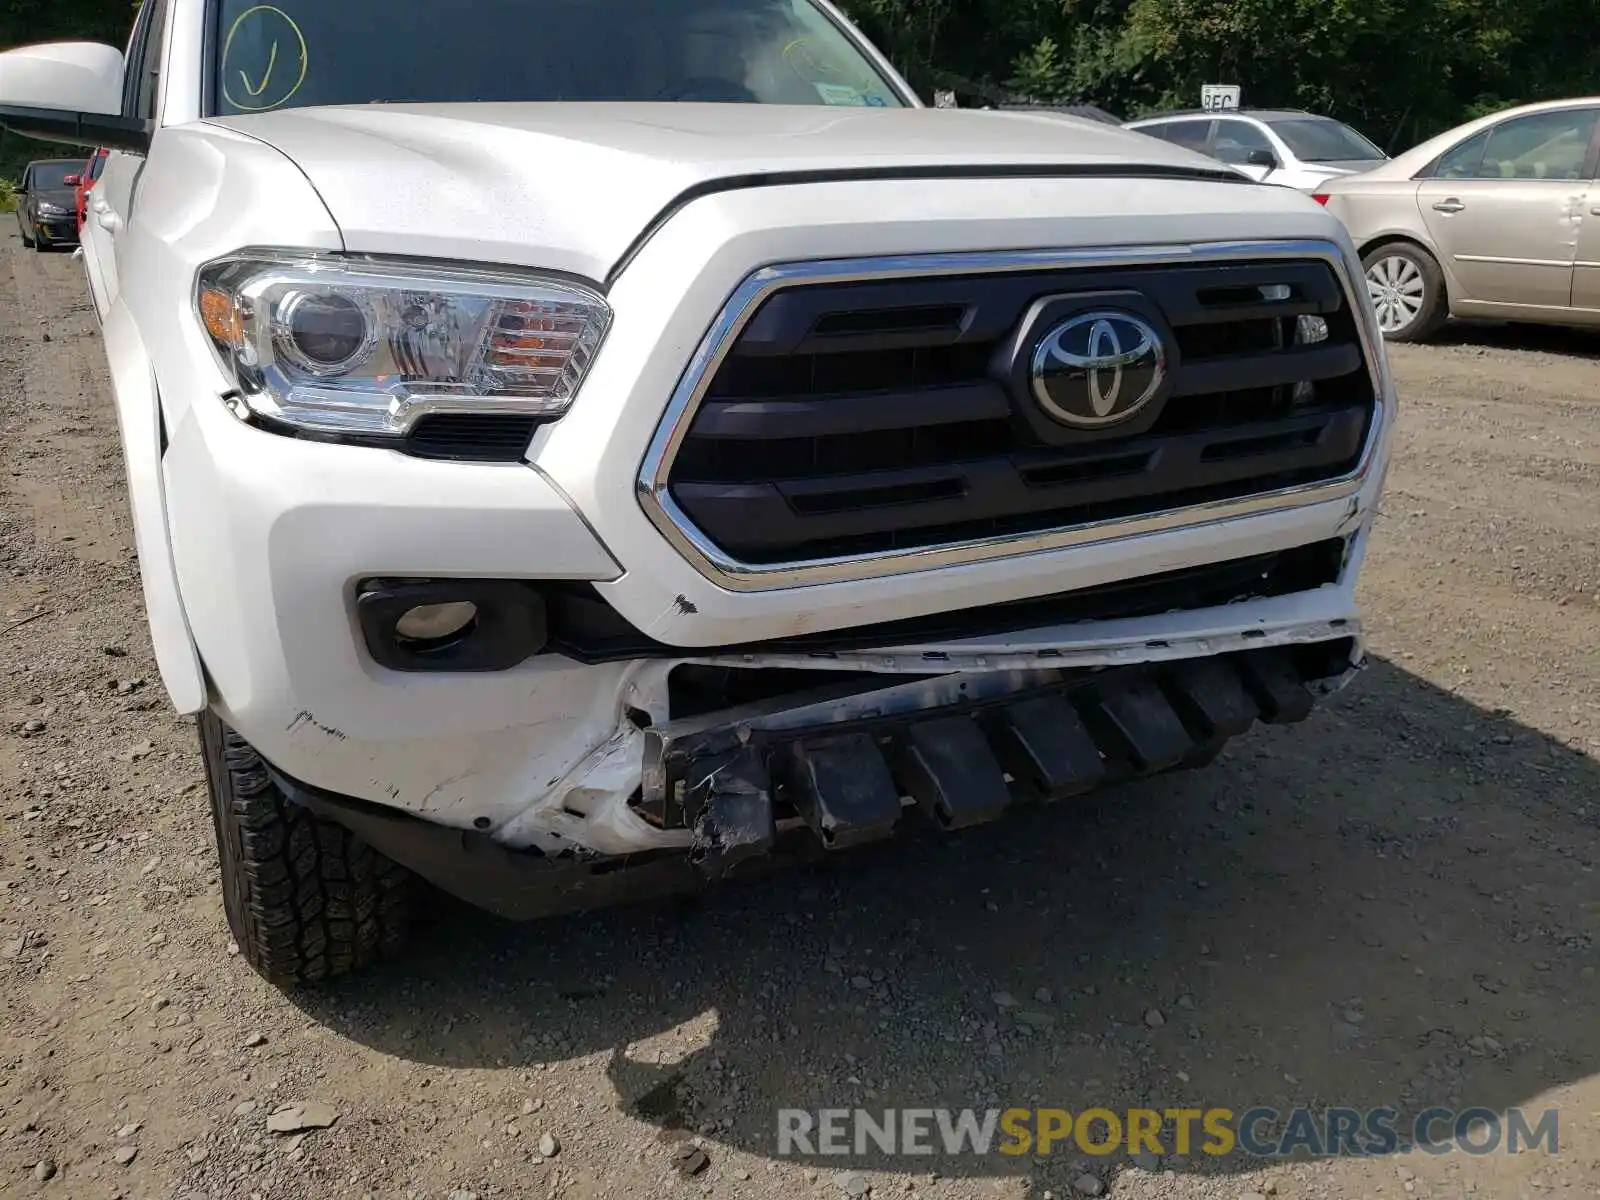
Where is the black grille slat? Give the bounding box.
[691,382,1009,440]
[672,418,1014,483]
[735,281,996,355]
[668,258,1374,565]
[708,343,994,399]
[677,408,1367,558]
[1171,343,1363,395]
[812,305,968,339]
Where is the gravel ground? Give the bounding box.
[2,232,1598,1200]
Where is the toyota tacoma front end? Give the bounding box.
[0,0,1394,983]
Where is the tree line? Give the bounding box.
[844,0,1600,151]
[0,0,1596,177]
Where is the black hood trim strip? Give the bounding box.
[605,163,1250,287]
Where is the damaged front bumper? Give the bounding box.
[272,638,1360,922]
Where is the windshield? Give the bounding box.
[209,0,907,114]
[28,162,76,190]
[1267,118,1386,163]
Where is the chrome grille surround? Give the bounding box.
[636,238,1393,592]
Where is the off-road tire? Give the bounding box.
[200,711,414,985]
[1361,242,1447,343]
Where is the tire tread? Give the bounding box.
[202,712,413,985]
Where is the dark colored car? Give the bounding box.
[75,148,109,236]
[16,158,83,251]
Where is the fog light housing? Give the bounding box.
[357,581,546,673]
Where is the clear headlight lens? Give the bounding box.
[195,253,612,437]
[37,202,70,217]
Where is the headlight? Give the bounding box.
[194,253,612,438]
[37,202,69,217]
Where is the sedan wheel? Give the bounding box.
[1361,244,1446,342]
[1367,254,1424,331]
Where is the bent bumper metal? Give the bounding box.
[273,639,1358,922]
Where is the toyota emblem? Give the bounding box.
[1030,311,1168,429]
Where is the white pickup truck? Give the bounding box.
[0,0,1394,985]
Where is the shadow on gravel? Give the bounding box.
[1434,320,1600,360]
[292,657,1600,1195]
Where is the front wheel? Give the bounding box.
[17,216,33,249]
[1362,243,1446,342]
[200,712,415,985]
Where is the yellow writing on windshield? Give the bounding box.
[221,5,309,112]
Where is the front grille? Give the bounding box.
[662,256,1375,565]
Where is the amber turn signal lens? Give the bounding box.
[199,285,242,346]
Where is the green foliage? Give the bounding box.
[0,0,136,48]
[839,0,1600,150]
[0,178,14,214]
[7,0,134,39]
[0,0,1591,157]
[0,131,83,185]
[1007,37,1068,103]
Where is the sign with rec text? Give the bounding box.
[1200,84,1241,112]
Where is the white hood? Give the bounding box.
[208,103,1237,282]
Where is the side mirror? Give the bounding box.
[0,42,148,152]
[63,174,81,186]
[1245,148,1279,169]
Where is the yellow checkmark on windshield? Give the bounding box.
[238,40,279,98]
[221,6,308,112]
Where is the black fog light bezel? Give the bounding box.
[356,579,548,673]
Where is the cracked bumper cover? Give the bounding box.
[273,640,1359,922]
